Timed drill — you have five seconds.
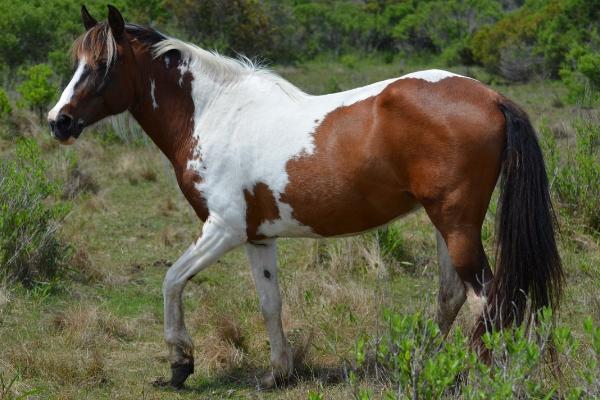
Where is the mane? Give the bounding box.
[153,38,306,100]
[72,23,306,100]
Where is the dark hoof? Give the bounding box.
[170,361,194,388]
[154,362,194,389]
[152,376,171,388]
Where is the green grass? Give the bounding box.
[0,59,599,399]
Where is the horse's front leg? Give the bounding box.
[161,216,244,388]
[246,240,293,388]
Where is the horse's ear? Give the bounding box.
[107,4,125,39]
[81,5,97,31]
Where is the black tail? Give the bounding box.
[485,99,563,330]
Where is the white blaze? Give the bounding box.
[48,59,87,121]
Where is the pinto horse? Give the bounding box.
[48,5,563,388]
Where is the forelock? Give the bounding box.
[72,22,117,66]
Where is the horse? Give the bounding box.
[47,5,563,389]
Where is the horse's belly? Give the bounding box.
[291,191,419,237]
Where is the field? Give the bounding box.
[1,59,599,399]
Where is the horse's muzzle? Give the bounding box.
[49,113,84,144]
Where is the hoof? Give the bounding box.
[259,370,289,390]
[152,376,172,388]
[152,360,194,389]
[169,361,194,389]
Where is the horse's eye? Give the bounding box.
[96,79,108,94]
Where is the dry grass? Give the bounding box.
[48,306,135,347]
[115,153,160,186]
[62,165,99,200]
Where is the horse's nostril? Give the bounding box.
[56,113,73,130]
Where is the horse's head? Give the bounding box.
[48,5,137,144]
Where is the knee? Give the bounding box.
[163,269,185,298]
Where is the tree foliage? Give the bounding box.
[0,0,598,104]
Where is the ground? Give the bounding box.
[0,59,598,399]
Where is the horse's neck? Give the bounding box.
[128,54,214,175]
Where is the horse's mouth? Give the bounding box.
[57,136,77,146]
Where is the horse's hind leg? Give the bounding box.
[423,196,494,329]
[436,229,466,335]
[246,240,293,388]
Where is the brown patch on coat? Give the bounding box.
[244,182,281,240]
[126,41,209,222]
[282,76,504,285]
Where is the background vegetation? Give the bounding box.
[0,0,598,399]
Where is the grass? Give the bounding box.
[0,59,599,399]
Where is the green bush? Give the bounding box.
[541,119,600,233]
[343,309,599,399]
[392,0,502,65]
[471,0,600,91]
[0,87,11,138]
[560,37,600,107]
[0,138,70,286]
[16,64,56,122]
[0,88,11,118]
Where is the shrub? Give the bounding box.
[16,63,56,122]
[0,88,11,118]
[0,138,70,286]
[0,87,11,137]
[344,309,599,399]
[471,0,600,93]
[391,0,502,65]
[541,119,600,233]
[560,35,600,107]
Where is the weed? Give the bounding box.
[0,371,42,400]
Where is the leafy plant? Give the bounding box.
[0,138,70,286]
[345,309,599,399]
[375,225,412,265]
[16,63,56,122]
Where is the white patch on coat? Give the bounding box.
[165,56,170,68]
[160,40,477,239]
[177,59,190,87]
[48,58,87,121]
[465,283,487,323]
[399,69,475,83]
[150,79,159,110]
